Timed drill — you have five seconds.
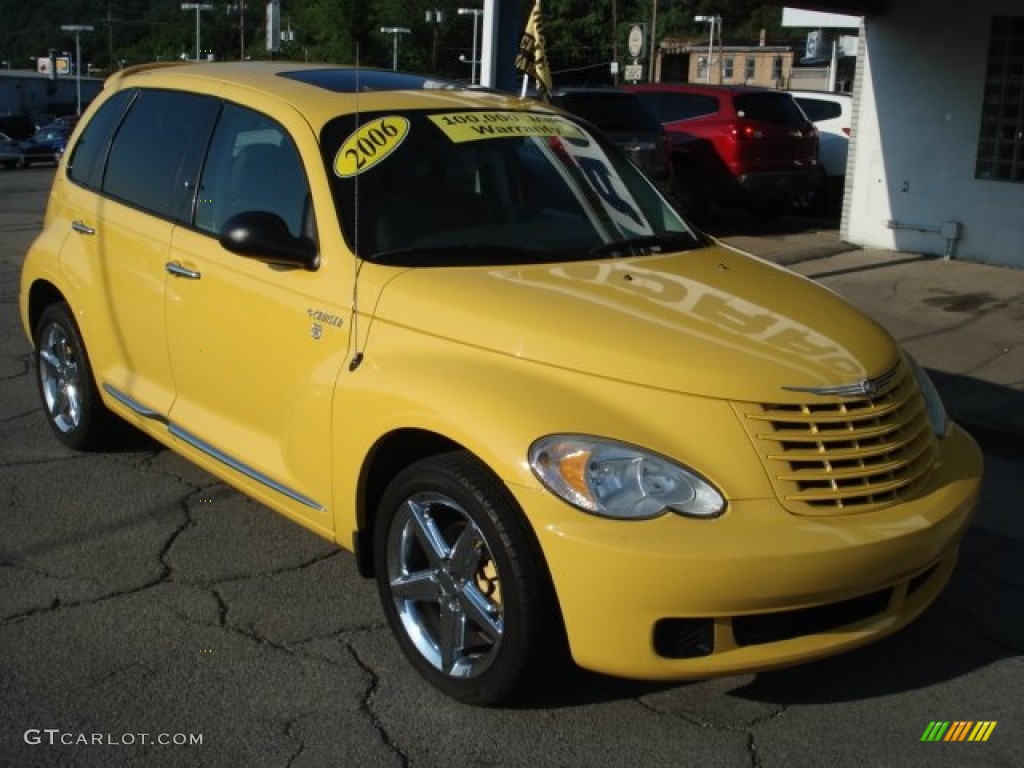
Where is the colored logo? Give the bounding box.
[921,721,997,742]
[335,116,410,177]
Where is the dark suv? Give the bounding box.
[625,83,820,217]
[550,87,674,197]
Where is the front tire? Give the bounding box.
[34,303,113,450]
[374,451,565,705]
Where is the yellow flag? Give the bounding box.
[515,0,553,98]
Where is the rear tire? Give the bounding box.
[34,303,114,450]
[374,451,566,705]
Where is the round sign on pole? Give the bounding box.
[627,24,644,59]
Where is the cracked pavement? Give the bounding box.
[2,169,1022,767]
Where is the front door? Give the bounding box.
[165,104,350,535]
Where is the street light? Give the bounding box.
[60,25,94,115]
[695,15,721,84]
[181,3,214,62]
[425,10,444,72]
[380,27,410,71]
[457,7,483,85]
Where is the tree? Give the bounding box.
[0,0,794,83]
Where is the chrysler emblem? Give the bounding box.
[783,365,899,398]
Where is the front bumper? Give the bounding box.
[515,425,982,680]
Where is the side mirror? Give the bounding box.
[219,211,319,271]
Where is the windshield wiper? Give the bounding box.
[586,233,702,258]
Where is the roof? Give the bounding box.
[779,1,887,14]
[103,61,534,131]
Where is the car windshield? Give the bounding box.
[321,109,703,266]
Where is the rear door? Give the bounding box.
[61,88,217,418]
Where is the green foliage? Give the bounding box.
[0,0,791,80]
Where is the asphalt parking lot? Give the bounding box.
[1,167,1021,767]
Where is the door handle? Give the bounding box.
[165,262,202,280]
[71,220,95,235]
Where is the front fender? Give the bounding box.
[330,319,770,543]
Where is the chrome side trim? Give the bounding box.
[103,383,325,512]
[169,424,325,512]
[782,364,901,398]
[102,383,167,421]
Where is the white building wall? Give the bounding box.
[843,1,1024,267]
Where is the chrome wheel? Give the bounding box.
[33,303,112,450]
[374,452,565,705]
[385,491,504,679]
[38,319,83,434]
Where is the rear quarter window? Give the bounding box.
[68,90,135,190]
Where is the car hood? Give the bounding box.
[368,244,898,401]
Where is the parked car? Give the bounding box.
[0,131,23,169]
[789,90,853,211]
[46,114,82,131]
[20,61,981,706]
[549,87,674,197]
[625,83,821,218]
[19,126,70,167]
[0,113,36,141]
[33,113,57,132]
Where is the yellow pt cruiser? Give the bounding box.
[20,62,982,705]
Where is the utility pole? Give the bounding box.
[104,2,116,72]
[181,3,213,62]
[61,25,94,115]
[380,27,411,71]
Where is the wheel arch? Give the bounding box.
[25,279,68,339]
[351,427,556,596]
[352,428,464,577]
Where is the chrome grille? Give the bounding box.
[734,366,938,515]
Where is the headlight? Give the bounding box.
[529,435,725,520]
[905,351,949,437]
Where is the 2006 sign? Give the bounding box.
[335,116,410,177]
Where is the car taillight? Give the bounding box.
[728,122,762,140]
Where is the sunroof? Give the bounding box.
[280,69,465,93]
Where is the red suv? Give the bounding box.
[625,83,820,218]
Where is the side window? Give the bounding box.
[194,104,313,240]
[103,89,218,221]
[661,94,719,122]
[67,89,134,190]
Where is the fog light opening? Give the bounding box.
[653,618,715,659]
